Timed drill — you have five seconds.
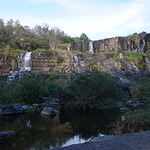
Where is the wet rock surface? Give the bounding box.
[120,99,141,112]
[41,107,57,116]
[2,104,24,115]
[54,131,150,150]
[0,131,16,142]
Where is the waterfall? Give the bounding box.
[73,53,85,73]
[119,53,124,59]
[121,60,140,76]
[20,52,32,71]
[73,53,79,67]
[142,39,146,51]
[131,62,140,75]
[89,41,94,54]
[135,40,146,52]
[7,52,32,83]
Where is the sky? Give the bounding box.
[0,0,150,40]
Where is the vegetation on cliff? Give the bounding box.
[0,19,89,56]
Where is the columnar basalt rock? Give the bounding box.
[70,41,89,52]
[70,34,150,53]
[31,51,74,73]
[0,54,18,76]
[0,51,74,76]
[1,34,150,77]
[93,37,126,52]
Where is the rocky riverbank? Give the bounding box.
[54,131,150,150]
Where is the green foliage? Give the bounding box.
[58,44,70,50]
[33,48,53,54]
[79,33,89,41]
[57,56,64,64]
[126,33,140,47]
[60,35,74,44]
[146,50,150,57]
[0,78,17,104]
[125,107,150,126]
[67,71,125,110]
[10,49,25,57]
[3,45,11,57]
[0,19,75,52]
[72,50,83,57]
[0,75,63,104]
[103,51,116,57]
[123,51,146,69]
[129,76,150,104]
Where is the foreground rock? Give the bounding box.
[41,107,57,116]
[120,99,140,112]
[2,104,24,115]
[0,131,16,142]
[54,131,150,150]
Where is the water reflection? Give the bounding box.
[0,109,149,150]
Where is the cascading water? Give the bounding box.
[135,40,146,52]
[8,52,32,82]
[20,51,32,71]
[73,53,85,73]
[73,53,79,67]
[89,41,94,54]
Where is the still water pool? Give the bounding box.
[0,109,148,150]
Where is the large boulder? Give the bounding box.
[120,106,132,112]
[41,107,57,116]
[2,104,24,115]
[46,99,60,107]
[120,99,140,112]
[0,131,16,142]
[22,105,33,110]
[125,99,140,110]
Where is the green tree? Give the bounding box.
[67,71,125,110]
[80,33,89,41]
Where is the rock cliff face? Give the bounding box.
[70,33,150,53]
[0,50,74,76]
[1,33,150,77]
[0,54,18,76]
[31,50,73,73]
[1,51,150,77]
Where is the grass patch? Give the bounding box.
[32,48,53,54]
[72,50,82,55]
[129,76,150,104]
[125,107,150,126]
[122,51,146,69]
[146,50,150,57]
[10,49,26,57]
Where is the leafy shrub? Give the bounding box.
[67,70,125,110]
[0,78,17,104]
[0,74,63,104]
[57,56,64,64]
[125,107,150,126]
[122,51,146,69]
[129,76,150,104]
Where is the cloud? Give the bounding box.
[2,0,150,40]
[28,0,88,10]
